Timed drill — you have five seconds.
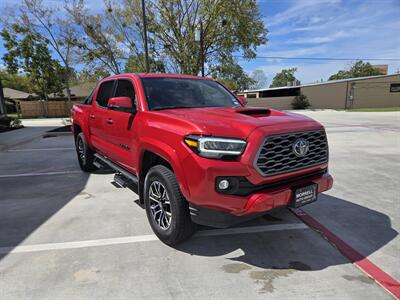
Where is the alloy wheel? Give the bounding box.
[148,181,172,230]
[77,138,85,162]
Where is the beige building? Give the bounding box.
[239,74,400,110]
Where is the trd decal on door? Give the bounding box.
[119,144,131,150]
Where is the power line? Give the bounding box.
[233,55,400,62]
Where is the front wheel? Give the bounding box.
[144,165,196,245]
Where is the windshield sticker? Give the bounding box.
[232,99,240,105]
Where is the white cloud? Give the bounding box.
[259,45,328,58]
[245,0,400,83]
[287,31,350,45]
[266,0,341,27]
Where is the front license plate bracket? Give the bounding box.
[291,183,318,208]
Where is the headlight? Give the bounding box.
[184,135,247,158]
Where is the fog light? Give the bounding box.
[218,179,230,190]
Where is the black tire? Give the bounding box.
[75,132,97,172]
[144,165,196,245]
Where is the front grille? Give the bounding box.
[254,130,328,176]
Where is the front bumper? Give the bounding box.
[181,147,333,227]
[189,172,333,228]
[182,146,331,205]
[232,172,333,216]
[179,123,333,227]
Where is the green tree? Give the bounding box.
[125,53,166,73]
[328,60,383,80]
[66,0,159,74]
[66,0,125,74]
[105,0,160,72]
[73,68,110,84]
[67,0,267,75]
[149,0,267,75]
[0,70,33,93]
[209,57,255,91]
[12,0,79,105]
[1,25,65,100]
[270,68,297,88]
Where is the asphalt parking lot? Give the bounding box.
[0,111,399,299]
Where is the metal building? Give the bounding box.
[239,74,400,110]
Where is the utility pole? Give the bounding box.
[141,0,150,73]
[195,21,204,76]
[0,76,6,116]
[200,21,204,77]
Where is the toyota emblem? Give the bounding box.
[293,139,309,157]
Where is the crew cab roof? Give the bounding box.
[135,73,214,80]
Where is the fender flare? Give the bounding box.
[137,137,191,199]
[72,117,93,149]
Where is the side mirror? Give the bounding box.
[236,95,248,106]
[108,96,135,113]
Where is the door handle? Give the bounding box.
[107,118,113,124]
[90,114,95,119]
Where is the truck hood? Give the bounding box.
[153,107,323,139]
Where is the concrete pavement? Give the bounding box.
[0,118,67,151]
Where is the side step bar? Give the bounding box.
[94,153,138,184]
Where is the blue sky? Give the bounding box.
[1,0,399,85]
[249,0,400,84]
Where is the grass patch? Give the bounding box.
[339,107,400,112]
[6,113,19,118]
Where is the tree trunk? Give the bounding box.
[65,81,72,117]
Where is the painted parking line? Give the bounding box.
[0,171,82,178]
[7,148,75,152]
[291,208,400,299]
[0,223,308,255]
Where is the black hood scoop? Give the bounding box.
[235,107,271,118]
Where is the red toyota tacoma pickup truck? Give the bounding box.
[72,73,333,245]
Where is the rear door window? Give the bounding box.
[96,80,115,107]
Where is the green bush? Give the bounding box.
[291,93,311,109]
[0,116,23,131]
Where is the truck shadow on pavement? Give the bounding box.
[176,194,398,273]
[0,171,90,260]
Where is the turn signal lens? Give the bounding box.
[184,139,199,148]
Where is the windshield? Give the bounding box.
[142,78,241,110]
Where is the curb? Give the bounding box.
[291,207,400,299]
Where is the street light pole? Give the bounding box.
[141,0,150,73]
